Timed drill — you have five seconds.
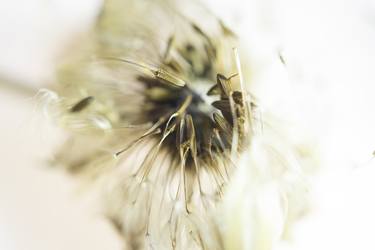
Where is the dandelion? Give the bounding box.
[43,0,313,249]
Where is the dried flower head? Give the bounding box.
[41,0,313,249]
[44,0,257,249]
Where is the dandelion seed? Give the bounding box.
[70,96,94,113]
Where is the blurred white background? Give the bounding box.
[1,0,375,249]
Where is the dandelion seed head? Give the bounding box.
[41,0,315,249]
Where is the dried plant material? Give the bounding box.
[44,0,254,249]
[40,0,314,249]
